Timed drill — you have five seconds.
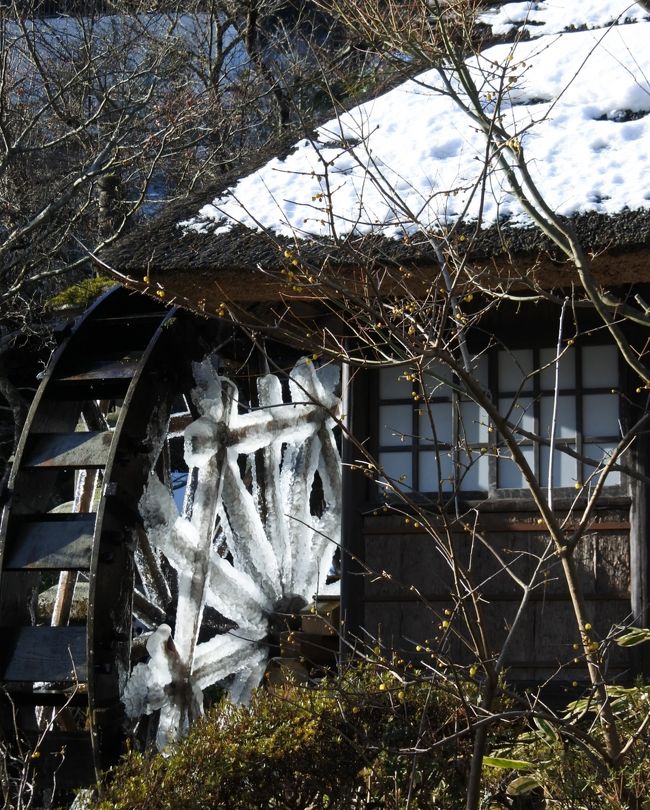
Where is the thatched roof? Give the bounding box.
[101,207,650,320]
[101,0,650,316]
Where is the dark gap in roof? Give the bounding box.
[596,109,650,122]
[317,138,362,149]
[511,97,551,106]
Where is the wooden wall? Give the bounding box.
[360,502,634,684]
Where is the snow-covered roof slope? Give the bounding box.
[481,0,646,36]
[181,0,650,242]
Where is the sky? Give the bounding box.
[182,0,650,240]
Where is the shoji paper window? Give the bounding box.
[377,344,621,495]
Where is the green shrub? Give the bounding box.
[482,683,650,808]
[45,276,115,311]
[96,660,482,809]
[96,662,650,808]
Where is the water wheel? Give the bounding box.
[0,285,342,793]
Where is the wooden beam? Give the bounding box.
[340,363,369,658]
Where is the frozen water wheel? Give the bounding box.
[0,287,207,786]
[0,286,342,789]
[123,350,342,749]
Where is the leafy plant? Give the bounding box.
[95,658,487,810]
[44,276,115,311]
[483,679,650,809]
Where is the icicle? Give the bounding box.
[131,353,344,745]
[317,423,343,507]
[311,511,340,595]
[309,423,343,595]
[257,373,283,409]
[257,373,292,588]
[156,703,183,751]
[222,450,281,602]
[228,405,320,453]
[184,415,220,468]
[190,358,224,422]
[289,358,340,413]
[261,438,291,587]
[205,554,271,628]
[227,646,269,705]
[174,449,225,670]
[123,624,203,749]
[139,475,186,569]
[134,544,163,611]
[283,435,322,597]
[123,626,179,716]
[316,363,341,401]
[192,629,266,691]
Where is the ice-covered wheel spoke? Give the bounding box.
[126,356,342,748]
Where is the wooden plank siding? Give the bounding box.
[361,507,633,683]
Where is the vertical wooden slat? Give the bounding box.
[341,363,369,656]
[51,469,100,627]
[629,413,650,674]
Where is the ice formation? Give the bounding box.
[123,358,342,749]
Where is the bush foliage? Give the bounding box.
[45,276,115,311]
[96,659,479,810]
[95,660,650,809]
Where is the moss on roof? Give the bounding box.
[45,275,115,311]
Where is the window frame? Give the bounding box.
[374,342,625,500]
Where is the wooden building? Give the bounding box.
[2,0,650,789]
[104,205,650,686]
[100,0,650,687]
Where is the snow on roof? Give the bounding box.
[182,0,650,243]
[480,0,646,36]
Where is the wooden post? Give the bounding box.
[629,428,650,675]
[340,363,369,660]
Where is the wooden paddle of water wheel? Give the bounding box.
[0,285,342,794]
[0,286,206,788]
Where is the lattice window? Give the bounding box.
[377,343,622,495]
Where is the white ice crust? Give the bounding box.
[124,358,342,748]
